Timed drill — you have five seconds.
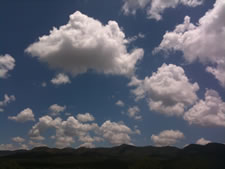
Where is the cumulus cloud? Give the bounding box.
[196,138,211,145]
[115,100,125,107]
[76,113,95,122]
[12,137,25,143]
[51,73,71,85]
[127,106,142,120]
[99,120,133,145]
[0,54,15,78]
[151,129,185,146]
[49,104,66,116]
[0,94,16,112]
[28,114,137,147]
[129,64,199,116]
[26,11,144,77]
[184,89,225,127]
[154,0,225,87]
[122,0,203,20]
[8,108,35,123]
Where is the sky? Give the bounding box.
[0,0,225,150]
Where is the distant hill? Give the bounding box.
[0,143,225,169]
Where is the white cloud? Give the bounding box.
[127,106,142,120]
[151,129,184,146]
[51,73,71,85]
[129,64,199,116]
[0,94,16,112]
[8,108,35,123]
[76,113,95,122]
[49,104,66,116]
[196,138,211,145]
[12,137,25,143]
[115,100,125,107]
[78,142,95,148]
[99,120,133,145]
[154,0,225,87]
[26,11,144,77]
[184,89,225,127]
[122,0,203,20]
[0,54,15,78]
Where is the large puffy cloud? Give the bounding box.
[154,0,225,87]
[0,94,16,112]
[51,73,71,85]
[122,0,203,20]
[0,54,15,78]
[48,104,66,116]
[151,129,185,146]
[25,11,144,77]
[184,89,225,127]
[8,108,35,123]
[129,64,199,116]
[29,114,137,147]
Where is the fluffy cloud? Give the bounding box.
[8,108,35,123]
[29,114,137,147]
[184,89,225,127]
[26,11,143,77]
[122,0,203,20]
[127,106,142,120]
[99,120,133,145]
[129,64,199,116]
[151,129,184,146]
[49,104,66,116]
[0,94,16,112]
[154,0,225,87]
[12,137,25,143]
[115,100,125,107]
[51,73,71,85]
[196,138,211,145]
[0,54,15,78]
[76,113,95,122]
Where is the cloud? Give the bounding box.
[8,108,35,123]
[0,144,15,151]
[28,114,137,147]
[51,73,71,85]
[122,0,203,20]
[184,89,225,127]
[151,129,185,146]
[0,94,16,112]
[115,100,125,107]
[196,138,211,145]
[127,106,142,120]
[99,120,133,145]
[26,11,144,77]
[0,54,15,78]
[129,64,199,116]
[78,142,95,148]
[76,113,95,122]
[49,104,66,116]
[41,82,47,87]
[154,0,225,87]
[12,137,25,143]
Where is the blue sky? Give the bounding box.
[0,0,225,150]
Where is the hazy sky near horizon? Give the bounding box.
[0,0,225,150]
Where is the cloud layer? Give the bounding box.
[26,11,144,77]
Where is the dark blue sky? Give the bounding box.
[0,0,224,149]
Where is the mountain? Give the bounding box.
[0,143,224,169]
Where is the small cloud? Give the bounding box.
[127,106,142,120]
[196,138,211,145]
[115,100,125,107]
[12,137,25,143]
[76,113,95,122]
[51,73,71,85]
[0,54,15,79]
[41,82,47,87]
[0,94,16,112]
[49,104,66,116]
[8,108,35,123]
